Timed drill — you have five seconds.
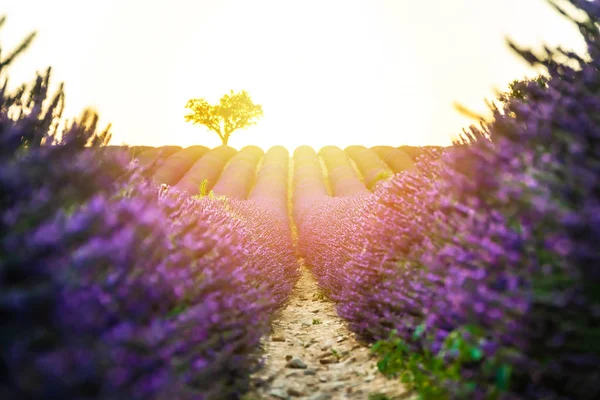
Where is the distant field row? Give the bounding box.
[103,145,445,201]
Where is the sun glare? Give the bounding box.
[164,0,433,151]
[2,0,588,152]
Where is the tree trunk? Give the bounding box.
[222,134,229,146]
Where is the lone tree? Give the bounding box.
[184,90,263,146]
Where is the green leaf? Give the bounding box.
[463,382,477,394]
[371,341,382,352]
[412,324,426,340]
[198,179,209,196]
[167,304,187,318]
[495,364,512,390]
[469,347,483,361]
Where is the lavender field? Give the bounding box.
[2,1,600,399]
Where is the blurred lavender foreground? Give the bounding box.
[298,0,600,398]
[0,16,297,399]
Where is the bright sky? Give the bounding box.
[1,0,588,151]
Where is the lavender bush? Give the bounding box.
[413,2,600,397]
[297,1,599,398]
[1,19,295,399]
[297,194,369,296]
[228,199,300,307]
[335,152,444,343]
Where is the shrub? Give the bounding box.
[296,1,600,398]
[0,20,295,399]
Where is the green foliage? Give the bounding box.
[192,179,216,199]
[372,170,393,186]
[184,89,263,146]
[167,304,187,318]
[371,327,513,400]
[367,393,391,400]
[199,179,210,197]
[312,318,322,325]
[330,348,341,360]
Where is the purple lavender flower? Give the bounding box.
[1,20,296,399]
[295,2,600,398]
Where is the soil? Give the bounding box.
[244,264,413,400]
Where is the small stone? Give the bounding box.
[302,322,311,327]
[286,358,307,369]
[287,387,304,396]
[320,345,329,351]
[344,356,357,364]
[318,376,328,383]
[336,336,347,343]
[303,368,317,376]
[304,342,312,348]
[319,357,337,365]
[269,388,288,399]
[330,383,345,391]
[272,335,285,342]
[308,394,331,400]
[285,372,300,378]
[311,309,319,313]
[285,355,293,361]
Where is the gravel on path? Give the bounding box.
[244,264,413,400]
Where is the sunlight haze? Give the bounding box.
[1,0,588,151]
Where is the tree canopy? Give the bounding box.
[184,90,263,146]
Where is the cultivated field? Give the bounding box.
[109,144,442,199]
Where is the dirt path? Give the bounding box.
[244,264,412,400]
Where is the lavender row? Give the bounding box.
[248,146,291,222]
[0,25,297,399]
[344,145,393,190]
[173,145,237,194]
[211,146,264,199]
[297,2,600,398]
[292,146,330,223]
[153,145,210,186]
[134,145,182,172]
[371,146,416,175]
[319,146,369,197]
